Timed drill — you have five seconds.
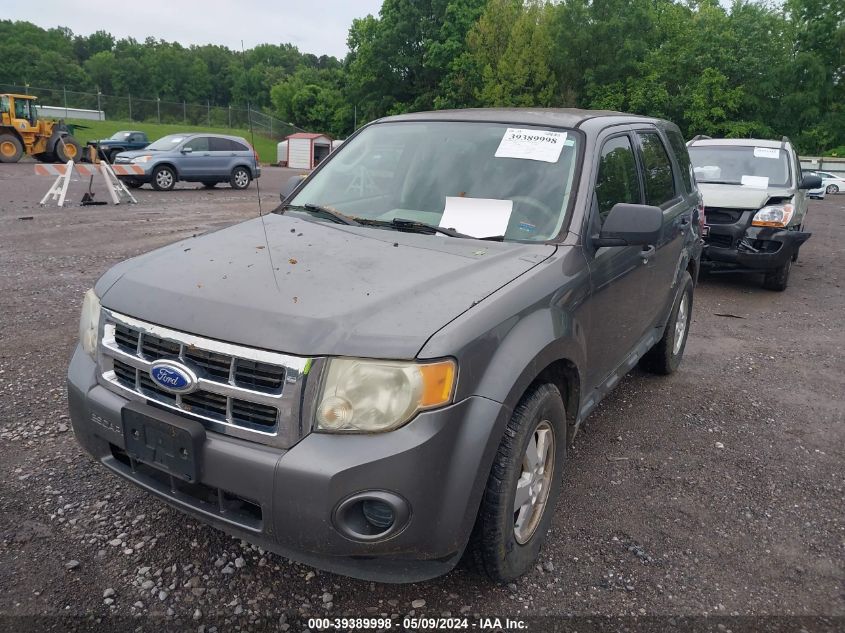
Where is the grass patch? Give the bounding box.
[66,119,279,164]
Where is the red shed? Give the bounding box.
[286,132,333,169]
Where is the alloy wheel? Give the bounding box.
[513,421,555,545]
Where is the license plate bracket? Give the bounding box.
[122,405,205,482]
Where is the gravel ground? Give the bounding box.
[0,163,842,632]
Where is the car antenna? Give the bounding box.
[242,39,280,291]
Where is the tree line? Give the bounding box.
[1,0,842,153]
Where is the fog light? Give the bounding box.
[362,499,394,529]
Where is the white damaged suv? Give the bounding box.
[688,136,822,291]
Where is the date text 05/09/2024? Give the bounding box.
[306,616,528,630]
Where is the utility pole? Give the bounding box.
[128,92,132,121]
[207,100,211,126]
[63,85,68,118]
[96,89,102,119]
[157,97,161,123]
[228,105,231,128]
[183,101,187,124]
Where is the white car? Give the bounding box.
[811,170,845,194]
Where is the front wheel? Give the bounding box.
[826,184,839,194]
[469,383,567,582]
[152,165,176,191]
[55,137,82,163]
[230,166,251,190]
[762,259,791,292]
[640,271,694,375]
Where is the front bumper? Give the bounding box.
[67,345,507,582]
[702,220,810,272]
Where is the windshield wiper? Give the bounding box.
[358,217,504,241]
[283,203,360,226]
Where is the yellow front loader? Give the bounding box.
[0,94,82,163]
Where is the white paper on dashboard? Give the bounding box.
[741,175,769,188]
[440,196,513,238]
[495,128,567,163]
[753,147,780,159]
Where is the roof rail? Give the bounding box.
[689,134,711,144]
[780,136,790,149]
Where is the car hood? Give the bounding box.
[113,149,157,159]
[698,183,794,209]
[96,214,555,359]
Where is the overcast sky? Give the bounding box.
[5,0,385,58]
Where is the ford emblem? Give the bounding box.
[149,360,197,394]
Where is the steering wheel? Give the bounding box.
[510,196,557,236]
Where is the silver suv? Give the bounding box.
[114,132,261,191]
[688,136,821,291]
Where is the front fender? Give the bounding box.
[419,245,590,431]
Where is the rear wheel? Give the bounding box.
[152,165,176,191]
[762,259,791,292]
[55,136,82,162]
[827,184,839,194]
[230,166,251,190]
[640,271,693,375]
[0,134,23,163]
[108,149,122,163]
[469,383,566,582]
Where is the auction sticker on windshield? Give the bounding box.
[495,128,567,163]
[753,147,780,159]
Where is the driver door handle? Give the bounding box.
[640,245,656,262]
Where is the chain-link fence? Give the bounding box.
[0,84,303,139]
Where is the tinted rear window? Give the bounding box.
[210,138,249,152]
[665,129,694,193]
[638,132,676,206]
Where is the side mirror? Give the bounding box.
[798,174,822,190]
[280,174,306,202]
[593,203,663,248]
[181,147,193,154]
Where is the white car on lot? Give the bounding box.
[810,170,845,195]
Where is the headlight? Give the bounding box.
[78,289,101,358]
[131,155,153,163]
[315,358,456,433]
[752,203,794,227]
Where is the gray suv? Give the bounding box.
[114,132,261,191]
[68,109,702,583]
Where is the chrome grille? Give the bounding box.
[98,310,314,448]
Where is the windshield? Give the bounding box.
[287,121,580,241]
[689,145,791,188]
[110,132,132,140]
[145,134,186,151]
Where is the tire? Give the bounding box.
[202,181,218,189]
[55,136,82,162]
[826,184,839,194]
[640,271,694,375]
[33,152,55,163]
[151,165,176,191]
[108,149,122,164]
[230,166,251,190]
[762,259,791,292]
[0,134,24,163]
[468,383,567,582]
